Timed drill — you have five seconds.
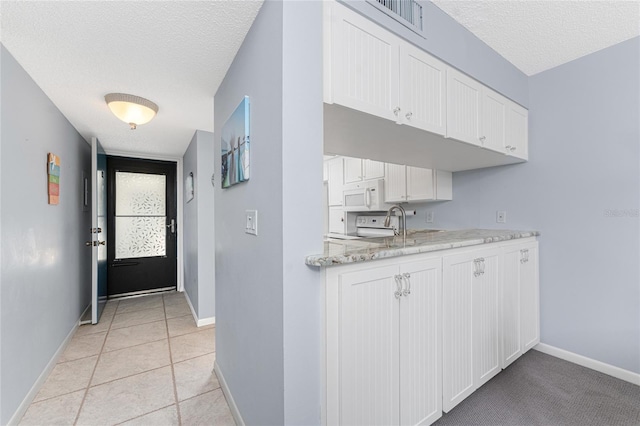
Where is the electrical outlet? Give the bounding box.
[426,211,434,223]
[245,210,258,235]
[496,211,507,223]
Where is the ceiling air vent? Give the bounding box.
[368,0,424,35]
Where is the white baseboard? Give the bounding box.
[214,361,245,426]
[183,289,215,328]
[197,316,215,327]
[7,317,81,425]
[534,343,640,386]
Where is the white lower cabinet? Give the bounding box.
[326,258,442,426]
[442,247,501,412]
[501,241,540,368]
[325,239,539,425]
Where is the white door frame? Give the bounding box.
[104,149,185,292]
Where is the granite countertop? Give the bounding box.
[305,229,540,267]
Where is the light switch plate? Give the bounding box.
[496,211,507,223]
[245,210,258,235]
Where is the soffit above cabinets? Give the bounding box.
[0,1,264,156]
[431,0,640,76]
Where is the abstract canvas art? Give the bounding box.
[221,96,250,188]
[47,153,60,205]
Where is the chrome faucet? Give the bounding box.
[384,204,406,240]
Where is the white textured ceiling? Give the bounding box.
[431,0,640,76]
[1,0,263,156]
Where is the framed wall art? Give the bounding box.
[221,96,250,188]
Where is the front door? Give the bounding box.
[90,137,108,323]
[106,156,177,296]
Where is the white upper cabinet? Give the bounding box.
[330,1,400,122]
[506,102,529,160]
[343,157,363,184]
[385,163,408,203]
[385,164,451,204]
[399,43,447,135]
[324,0,529,172]
[344,157,385,183]
[364,159,385,179]
[446,68,483,146]
[406,166,435,202]
[481,88,507,152]
[447,68,529,159]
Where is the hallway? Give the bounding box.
[19,293,233,425]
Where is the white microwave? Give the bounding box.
[342,179,389,212]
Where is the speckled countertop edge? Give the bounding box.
[305,229,540,267]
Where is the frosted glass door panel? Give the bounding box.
[115,172,167,259]
[115,217,166,259]
[116,172,166,216]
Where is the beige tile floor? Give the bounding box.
[19,292,234,426]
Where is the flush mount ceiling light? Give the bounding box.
[105,93,159,130]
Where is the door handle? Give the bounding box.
[167,219,176,234]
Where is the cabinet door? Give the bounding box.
[406,166,434,202]
[339,265,401,426]
[442,253,475,412]
[501,245,522,368]
[326,158,344,206]
[506,102,529,160]
[400,43,446,135]
[446,68,482,146]
[521,243,539,351]
[473,249,501,388]
[344,157,363,184]
[385,164,407,203]
[328,207,345,235]
[481,89,507,152]
[399,259,442,426]
[364,159,385,180]
[332,2,400,122]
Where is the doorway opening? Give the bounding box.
[106,156,178,298]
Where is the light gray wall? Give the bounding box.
[408,37,640,373]
[183,132,199,314]
[343,0,528,106]
[281,1,324,424]
[182,130,215,320]
[214,1,285,424]
[0,45,91,423]
[195,130,215,319]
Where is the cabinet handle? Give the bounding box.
[394,274,403,299]
[473,259,481,277]
[479,136,486,144]
[510,146,517,152]
[505,145,512,151]
[520,249,529,263]
[474,258,486,276]
[405,112,413,120]
[393,107,401,116]
[402,272,411,296]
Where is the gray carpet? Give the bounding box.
[434,350,640,426]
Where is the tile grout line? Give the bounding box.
[112,403,177,426]
[163,296,184,426]
[73,300,119,426]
